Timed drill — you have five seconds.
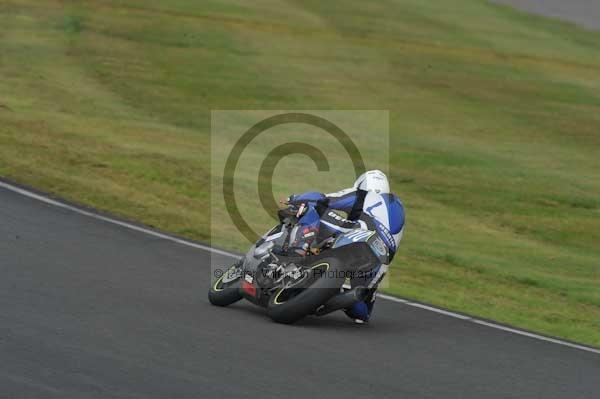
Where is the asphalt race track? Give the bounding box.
[494,0,600,30]
[1,184,599,399]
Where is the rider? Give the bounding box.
[284,170,405,323]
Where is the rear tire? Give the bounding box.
[267,259,345,324]
[208,263,243,307]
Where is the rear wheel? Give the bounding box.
[208,262,243,307]
[267,259,345,324]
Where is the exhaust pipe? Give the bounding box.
[315,287,369,316]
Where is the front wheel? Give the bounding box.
[208,262,243,307]
[267,259,345,324]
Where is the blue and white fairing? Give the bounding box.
[332,191,404,265]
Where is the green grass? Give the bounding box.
[1,0,599,345]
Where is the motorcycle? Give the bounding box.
[208,200,390,324]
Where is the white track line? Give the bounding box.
[378,294,472,320]
[471,320,600,354]
[0,181,235,258]
[1,180,599,356]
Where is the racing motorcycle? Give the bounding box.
[208,199,390,324]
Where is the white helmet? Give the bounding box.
[353,170,390,194]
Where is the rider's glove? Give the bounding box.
[277,205,300,224]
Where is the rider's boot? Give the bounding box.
[344,291,375,323]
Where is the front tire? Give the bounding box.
[267,259,345,324]
[208,263,243,307]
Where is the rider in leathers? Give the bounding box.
[283,170,404,323]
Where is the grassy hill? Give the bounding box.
[1,0,599,345]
